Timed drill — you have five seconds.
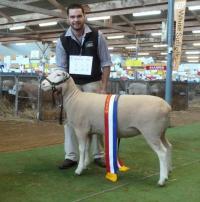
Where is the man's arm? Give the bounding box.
[100,66,110,93]
[56,38,67,70]
[97,31,112,93]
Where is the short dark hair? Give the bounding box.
[67,4,85,15]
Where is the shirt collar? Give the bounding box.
[65,24,92,37]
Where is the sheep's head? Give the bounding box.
[41,69,70,91]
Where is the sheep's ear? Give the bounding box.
[62,71,67,77]
[63,72,70,78]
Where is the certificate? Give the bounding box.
[69,55,93,75]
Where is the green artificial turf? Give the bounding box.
[0,123,199,202]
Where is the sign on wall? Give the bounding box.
[173,0,186,70]
[145,65,166,70]
[125,59,143,67]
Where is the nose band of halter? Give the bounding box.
[43,74,71,88]
[42,74,70,93]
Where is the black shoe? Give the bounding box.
[58,159,77,169]
[94,158,106,168]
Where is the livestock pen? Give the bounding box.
[0,72,61,120]
[0,72,41,118]
[1,72,200,120]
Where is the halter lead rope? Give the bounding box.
[59,93,64,125]
[44,73,70,89]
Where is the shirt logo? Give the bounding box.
[85,41,94,48]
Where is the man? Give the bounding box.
[56,3,112,169]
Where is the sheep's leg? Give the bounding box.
[84,136,91,169]
[161,134,172,173]
[154,142,168,186]
[149,139,168,186]
[142,130,168,186]
[74,129,87,175]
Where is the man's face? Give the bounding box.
[68,8,85,31]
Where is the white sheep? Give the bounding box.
[41,69,172,186]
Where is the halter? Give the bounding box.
[43,73,71,91]
[42,73,70,124]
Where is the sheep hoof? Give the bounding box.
[75,168,83,175]
[83,165,88,170]
[84,161,90,168]
[158,179,166,187]
[168,167,173,173]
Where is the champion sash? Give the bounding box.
[104,94,129,182]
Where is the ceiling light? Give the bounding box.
[185,51,200,54]
[188,5,200,11]
[192,30,200,34]
[15,43,26,46]
[9,25,25,30]
[133,10,161,17]
[187,60,199,63]
[39,21,57,27]
[107,35,124,39]
[125,46,136,49]
[160,52,167,55]
[161,60,167,63]
[151,33,162,36]
[187,56,199,59]
[138,52,149,56]
[193,43,200,46]
[87,16,110,21]
[108,47,114,50]
[153,44,167,48]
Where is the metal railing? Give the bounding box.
[0,72,43,118]
[1,73,198,120]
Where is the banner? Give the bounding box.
[145,65,166,70]
[173,0,187,70]
[125,59,143,67]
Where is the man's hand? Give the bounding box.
[99,66,110,94]
[95,88,107,94]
